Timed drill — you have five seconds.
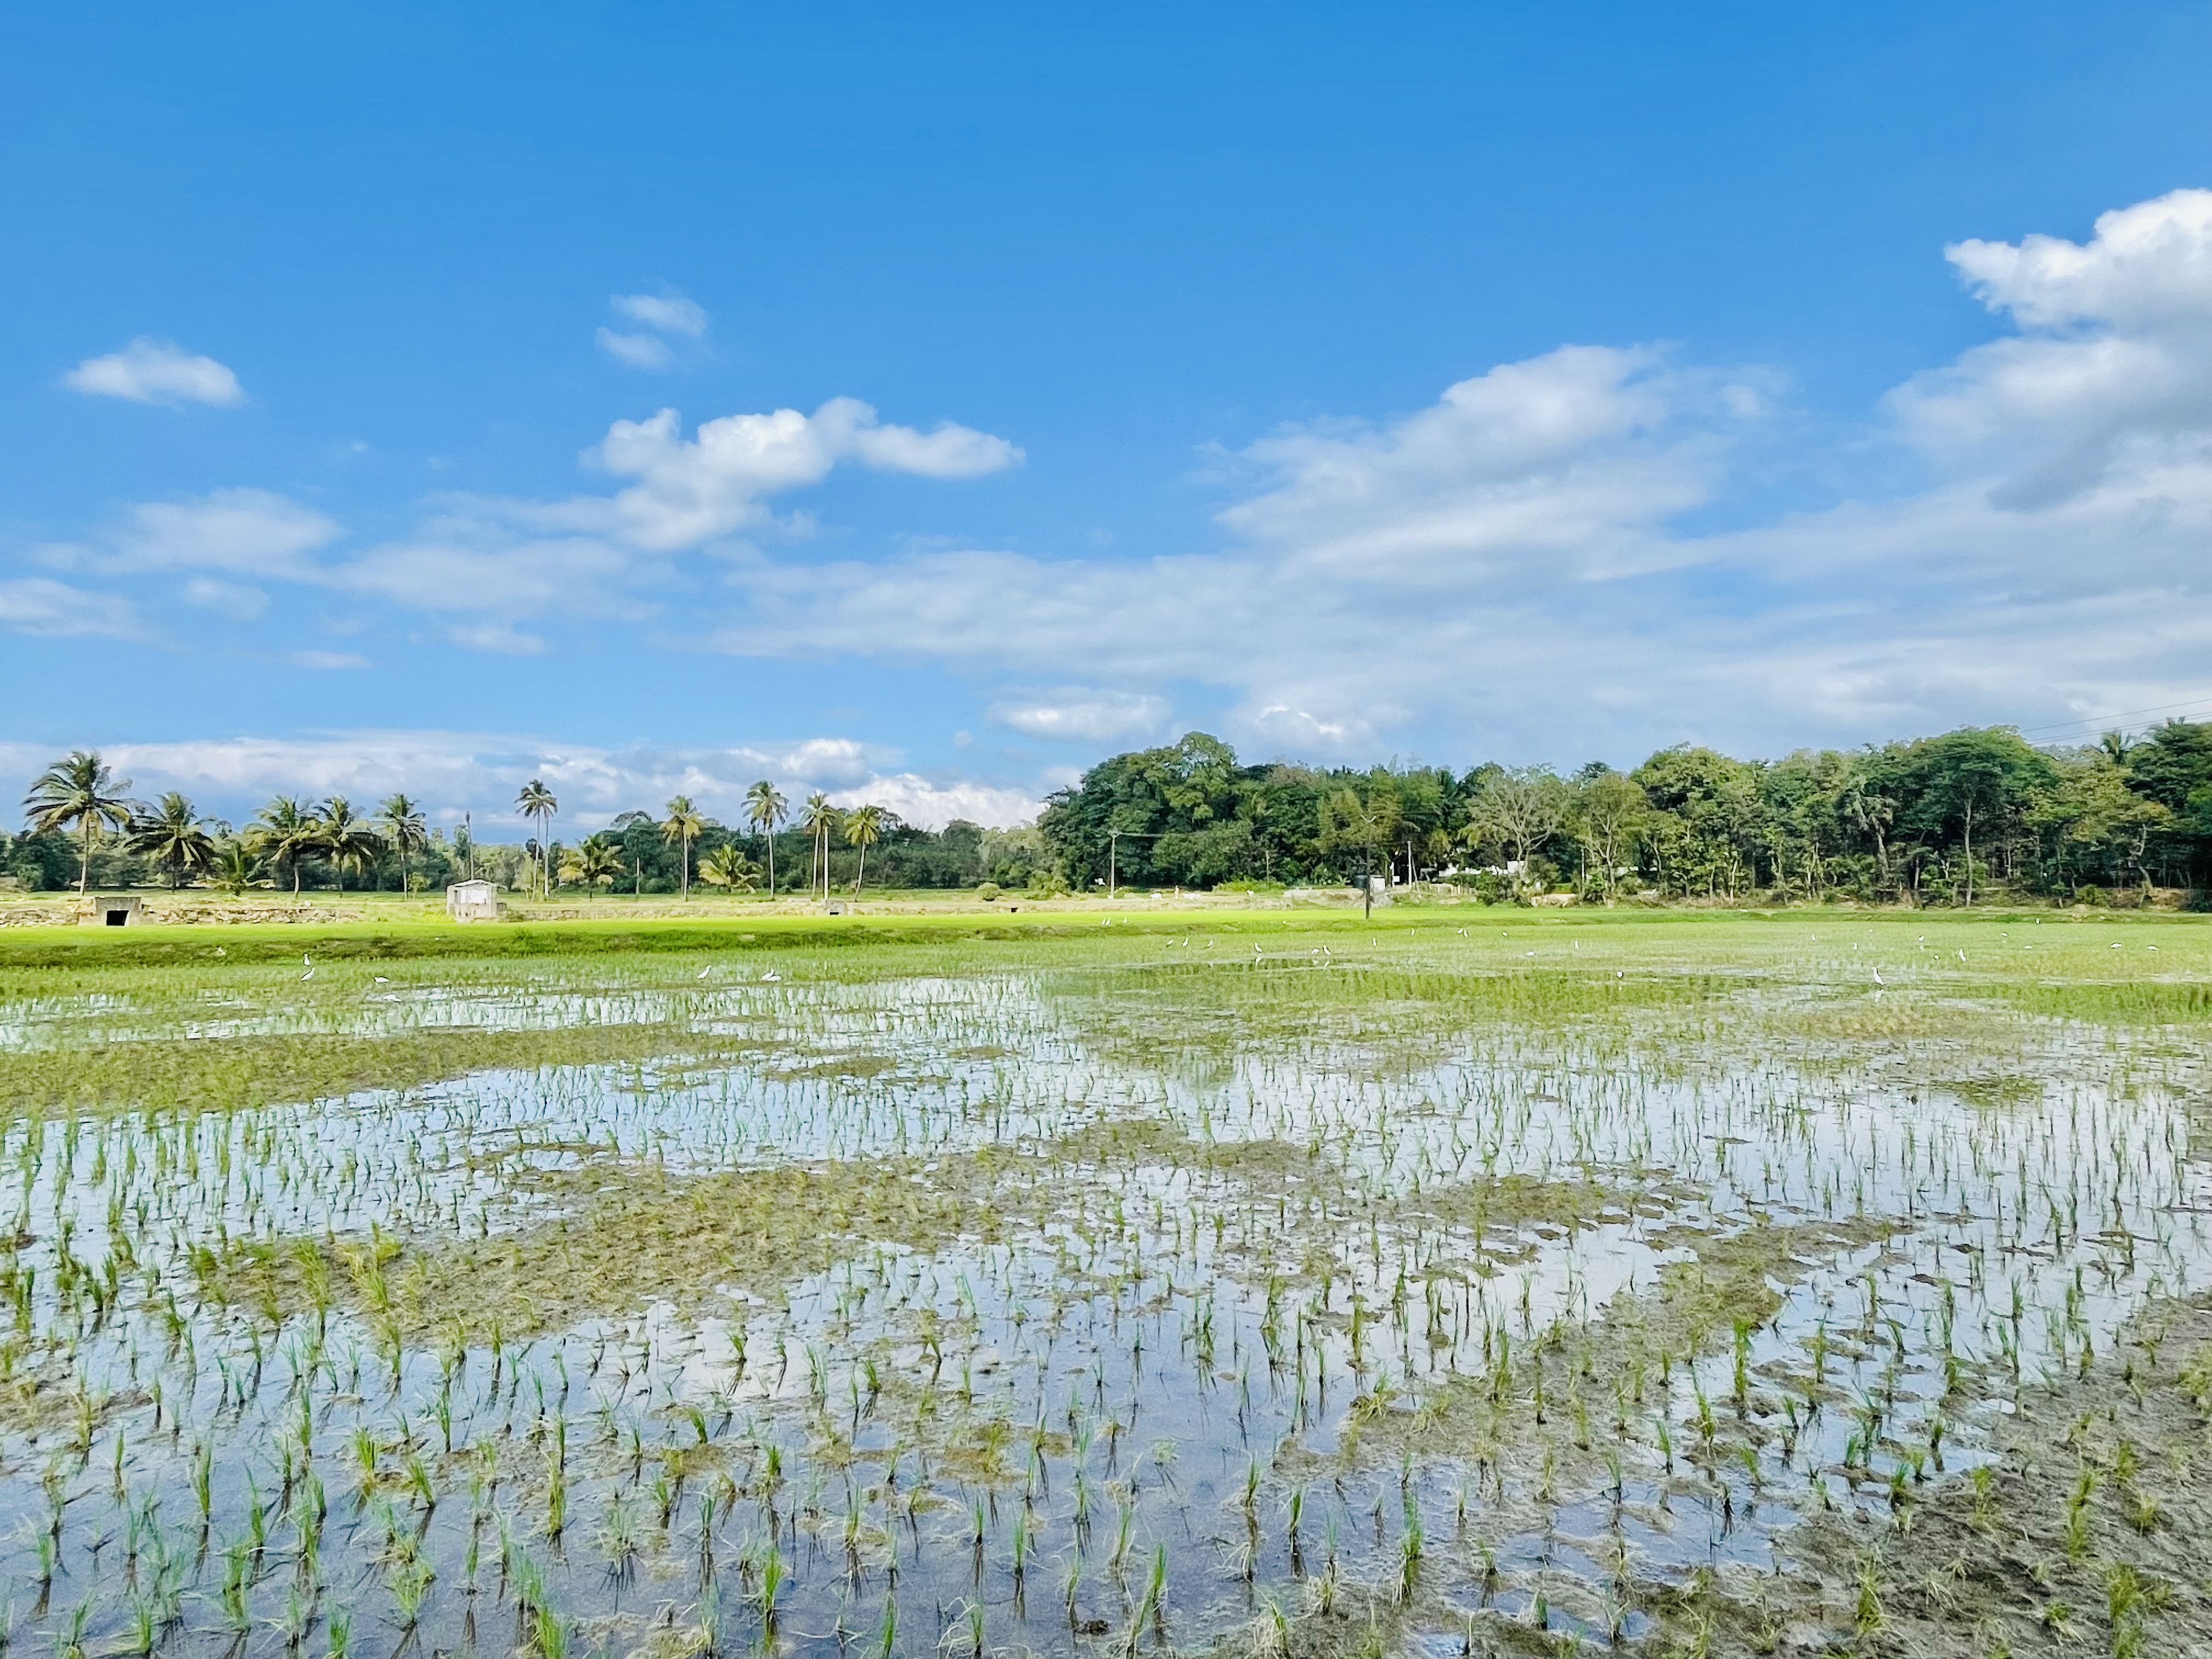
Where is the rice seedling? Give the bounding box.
[1,914,2208,1657]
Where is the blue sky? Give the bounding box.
[5,2,2210,830]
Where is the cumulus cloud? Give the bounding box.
[63,338,245,407]
[612,293,709,337]
[0,578,140,639]
[524,399,1023,551]
[985,689,1170,743]
[1887,189,2212,510]
[1215,345,1739,585]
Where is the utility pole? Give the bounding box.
[1108,828,1119,900]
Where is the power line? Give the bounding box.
[2016,694,2212,740]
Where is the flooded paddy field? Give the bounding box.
[2,912,2209,1659]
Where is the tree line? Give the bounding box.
[8,754,1051,898]
[14,719,2212,905]
[1035,724,2212,905]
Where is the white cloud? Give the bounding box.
[1887,189,2212,510]
[330,526,659,619]
[775,738,876,785]
[29,194,2209,770]
[283,650,370,671]
[693,190,2212,761]
[449,621,550,654]
[0,730,1016,831]
[181,578,269,619]
[39,396,1018,645]
[597,329,673,370]
[985,689,1169,743]
[63,338,245,407]
[48,488,341,577]
[612,293,709,337]
[531,399,1023,552]
[828,774,1041,829]
[0,578,140,639]
[1215,345,1736,585]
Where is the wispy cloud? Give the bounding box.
[611,292,709,336]
[599,291,710,368]
[596,329,673,369]
[63,338,245,407]
[985,689,1170,744]
[45,488,340,577]
[0,578,141,639]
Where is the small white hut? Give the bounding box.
[445,878,501,921]
[88,895,145,927]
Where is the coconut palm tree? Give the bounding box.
[558,834,623,898]
[515,780,558,898]
[843,804,884,894]
[320,797,385,891]
[211,841,264,896]
[698,843,758,893]
[662,795,704,898]
[799,792,837,901]
[379,793,427,894]
[247,797,322,895]
[744,780,788,896]
[23,750,137,894]
[126,792,217,889]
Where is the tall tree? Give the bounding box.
[23,750,137,894]
[379,793,427,894]
[515,780,558,898]
[248,797,323,895]
[843,803,884,893]
[1571,771,1647,902]
[126,792,217,889]
[319,797,385,891]
[662,795,704,898]
[745,780,788,896]
[1836,753,1902,895]
[1905,728,2053,906]
[1465,767,1569,873]
[800,792,837,901]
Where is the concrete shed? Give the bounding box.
[88,895,145,927]
[445,879,502,921]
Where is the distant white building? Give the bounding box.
[445,878,501,921]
